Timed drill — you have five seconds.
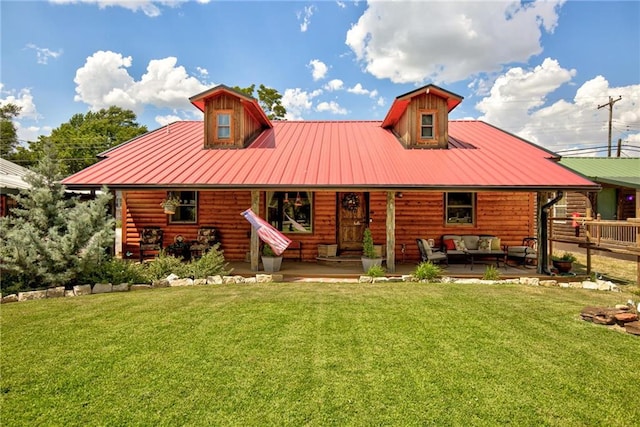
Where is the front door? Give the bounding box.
[338,192,367,255]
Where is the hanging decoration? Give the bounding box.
[294,192,303,207]
[342,193,360,211]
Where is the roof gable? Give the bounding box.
[381,84,463,128]
[189,84,272,129]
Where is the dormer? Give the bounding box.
[190,85,272,149]
[381,84,463,149]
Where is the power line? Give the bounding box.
[597,95,622,157]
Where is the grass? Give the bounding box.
[555,251,638,286]
[2,283,639,426]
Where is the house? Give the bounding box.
[0,158,31,217]
[61,84,599,273]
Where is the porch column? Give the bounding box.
[250,190,260,271]
[386,191,396,273]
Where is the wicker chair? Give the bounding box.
[189,227,220,259]
[139,227,163,261]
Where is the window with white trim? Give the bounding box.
[553,193,567,223]
[215,111,232,141]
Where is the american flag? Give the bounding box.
[241,208,292,256]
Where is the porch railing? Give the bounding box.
[550,215,640,254]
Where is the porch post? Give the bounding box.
[386,191,396,273]
[250,190,260,271]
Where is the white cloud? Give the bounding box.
[475,59,640,156]
[316,100,348,115]
[155,114,184,127]
[325,79,344,91]
[49,0,172,17]
[73,51,208,114]
[345,0,566,84]
[308,59,328,81]
[0,85,47,142]
[25,43,63,65]
[281,88,322,120]
[297,5,316,32]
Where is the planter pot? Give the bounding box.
[552,260,573,274]
[361,257,383,272]
[164,207,177,214]
[262,256,283,273]
[317,244,337,258]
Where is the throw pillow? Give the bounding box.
[444,239,456,251]
[491,237,501,251]
[454,239,467,251]
[478,237,492,251]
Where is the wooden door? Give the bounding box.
[338,192,367,254]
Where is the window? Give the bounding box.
[215,111,232,141]
[445,192,475,225]
[168,191,197,224]
[553,193,567,223]
[267,191,312,233]
[419,111,436,140]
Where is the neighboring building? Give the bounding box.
[62,84,598,272]
[0,158,30,217]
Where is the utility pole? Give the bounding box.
[597,95,622,157]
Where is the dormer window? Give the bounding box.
[419,111,437,141]
[215,111,233,141]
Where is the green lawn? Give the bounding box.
[2,283,639,426]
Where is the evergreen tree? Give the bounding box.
[0,103,21,159]
[0,150,115,291]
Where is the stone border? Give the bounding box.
[1,274,625,304]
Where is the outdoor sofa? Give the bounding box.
[440,234,505,269]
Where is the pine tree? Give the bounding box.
[0,150,115,291]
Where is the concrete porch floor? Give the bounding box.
[226,259,557,282]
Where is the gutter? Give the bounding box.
[540,191,564,275]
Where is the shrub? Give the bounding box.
[413,261,442,281]
[552,252,577,262]
[483,265,501,281]
[362,228,377,258]
[81,257,150,285]
[145,251,189,280]
[262,244,277,257]
[366,264,386,278]
[186,244,231,279]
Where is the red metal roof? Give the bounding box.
[62,119,599,191]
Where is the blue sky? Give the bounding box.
[1,0,639,156]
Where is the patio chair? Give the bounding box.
[507,237,537,267]
[190,227,220,259]
[139,227,163,262]
[416,238,448,265]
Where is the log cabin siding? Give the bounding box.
[123,189,536,263]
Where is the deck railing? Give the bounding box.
[550,216,640,254]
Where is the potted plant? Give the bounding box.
[552,252,577,273]
[361,228,383,272]
[160,194,181,214]
[261,244,283,273]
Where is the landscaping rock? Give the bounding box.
[539,280,558,287]
[269,274,283,282]
[194,279,207,286]
[256,274,272,283]
[170,278,193,287]
[18,290,47,301]
[152,279,170,288]
[401,275,414,282]
[73,284,92,296]
[358,275,372,283]
[2,294,18,303]
[223,276,236,284]
[207,275,223,285]
[614,312,638,324]
[559,282,571,288]
[519,277,539,286]
[244,277,257,284]
[166,273,179,281]
[64,290,75,297]
[112,283,130,292]
[92,283,113,294]
[372,277,390,283]
[624,321,640,335]
[130,284,152,291]
[46,286,65,298]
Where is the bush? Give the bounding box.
[482,265,501,281]
[145,251,189,280]
[80,257,150,285]
[362,228,377,258]
[186,244,231,279]
[413,261,442,281]
[366,264,386,278]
